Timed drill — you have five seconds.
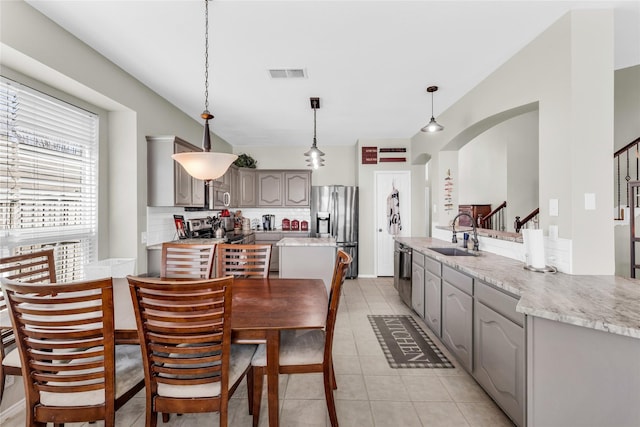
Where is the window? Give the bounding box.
[0,77,98,282]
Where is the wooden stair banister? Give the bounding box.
[478,201,507,230]
[613,136,640,219]
[514,207,540,233]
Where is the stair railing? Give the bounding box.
[478,201,507,231]
[614,136,640,219]
[514,208,540,233]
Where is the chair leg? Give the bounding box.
[324,367,339,427]
[0,371,5,405]
[252,367,264,427]
[247,366,253,415]
[331,361,337,390]
[162,413,170,423]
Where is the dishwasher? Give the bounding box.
[393,241,412,306]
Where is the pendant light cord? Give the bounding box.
[313,105,317,147]
[203,0,210,114]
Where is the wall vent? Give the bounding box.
[268,68,307,79]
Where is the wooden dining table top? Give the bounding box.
[0,276,329,333]
[230,277,328,331]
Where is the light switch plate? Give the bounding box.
[585,193,596,210]
[549,225,558,240]
[549,199,559,216]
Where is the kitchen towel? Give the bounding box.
[387,187,402,235]
[523,229,546,268]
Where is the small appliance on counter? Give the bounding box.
[282,218,290,231]
[291,219,300,231]
[262,214,275,231]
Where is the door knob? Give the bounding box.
[378,228,382,232]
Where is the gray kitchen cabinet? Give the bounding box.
[284,171,311,207]
[238,168,257,207]
[424,256,442,337]
[257,172,283,207]
[441,268,474,371]
[474,299,525,427]
[411,251,425,318]
[424,269,442,336]
[257,170,311,207]
[147,136,206,207]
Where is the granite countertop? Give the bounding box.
[396,237,640,339]
[277,237,337,247]
[147,237,227,250]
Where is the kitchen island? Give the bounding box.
[396,236,640,427]
[277,237,337,292]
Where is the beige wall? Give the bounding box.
[0,1,233,275]
[233,145,357,186]
[411,10,615,274]
[614,65,640,149]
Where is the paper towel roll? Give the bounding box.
[523,229,546,269]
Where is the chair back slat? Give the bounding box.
[127,275,233,395]
[217,244,272,278]
[0,249,57,284]
[1,278,115,406]
[161,243,216,279]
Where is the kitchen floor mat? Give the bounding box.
[367,315,454,368]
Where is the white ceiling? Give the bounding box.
[26,0,640,148]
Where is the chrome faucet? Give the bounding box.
[451,212,479,251]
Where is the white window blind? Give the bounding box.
[0,77,98,281]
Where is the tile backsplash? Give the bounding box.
[146,206,311,246]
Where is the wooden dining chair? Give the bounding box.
[161,242,216,279]
[216,244,272,278]
[127,275,257,427]
[249,249,353,427]
[0,249,57,404]
[0,277,145,427]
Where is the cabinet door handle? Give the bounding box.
[224,192,230,207]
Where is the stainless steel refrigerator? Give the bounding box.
[311,186,359,278]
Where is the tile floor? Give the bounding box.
[3,277,514,427]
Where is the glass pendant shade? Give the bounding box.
[421,117,444,133]
[172,151,237,181]
[421,85,444,133]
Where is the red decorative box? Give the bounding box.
[301,220,309,231]
[291,219,300,231]
[282,218,290,231]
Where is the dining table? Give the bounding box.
[0,276,328,427]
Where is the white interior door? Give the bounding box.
[375,171,411,276]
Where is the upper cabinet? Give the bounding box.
[257,170,311,207]
[147,136,205,207]
[257,171,283,207]
[284,171,311,207]
[237,168,257,207]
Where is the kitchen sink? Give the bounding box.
[429,247,479,257]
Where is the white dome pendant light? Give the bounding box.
[172,0,237,202]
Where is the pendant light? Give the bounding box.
[304,97,325,169]
[172,0,237,183]
[421,85,444,133]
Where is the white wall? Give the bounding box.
[412,10,615,274]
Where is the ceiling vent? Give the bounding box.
[268,68,307,79]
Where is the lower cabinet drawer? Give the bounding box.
[475,280,523,327]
